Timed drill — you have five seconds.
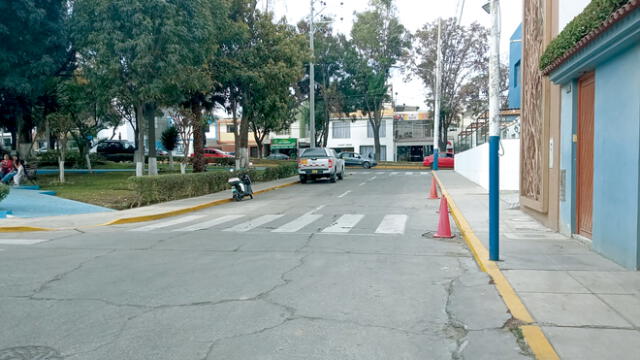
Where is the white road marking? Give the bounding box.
[359,182,366,186]
[223,214,284,232]
[173,215,245,232]
[375,215,408,234]
[369,176,377,181]
[304,205,326,216]
[132,215,206,232]
[322,214,364,233]
[337,190,352,198]
[420,172,429,176]
[390,172,399,176]
[0,239,48,245]
[273,214,323,233]
[406,172,414,175]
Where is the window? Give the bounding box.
[367,120,386,138]
[360,145,387,161]
[514,60,521,88]
[226,125,236,133]
[301,148,328,158]
[332,121,350,139]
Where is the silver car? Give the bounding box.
[297,148,345,183]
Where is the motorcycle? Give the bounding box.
[228,173,253,201]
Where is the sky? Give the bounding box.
[264,0,523,110]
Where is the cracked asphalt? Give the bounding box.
[0,170,531,359]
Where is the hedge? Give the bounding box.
[540,0,629,70]
[128,163,297,206]
[0,183,9,202]
[36,151,106,168]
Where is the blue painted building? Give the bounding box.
[546,5,640,269]
[507,24,522,110]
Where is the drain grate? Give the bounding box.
[0,346,63,360]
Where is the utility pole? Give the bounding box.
[309,0,316,148]
[488,0,501,261]
[433,18,442,170]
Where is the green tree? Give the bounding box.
[72,0,218,176]
[161,126,179,169]
[0,0,72,156]
[343,0,409,161]
[411,18,489,150]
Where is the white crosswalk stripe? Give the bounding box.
[420,172,429,175]
[390,172,399,176]
[375,215,408,234]
[322,214,364,233]
[0,239,48,245]
[406,172,414,175]
[273,214,323,233]
[223,214,284,232]
[132,215,206,232]
[173,215,245,232]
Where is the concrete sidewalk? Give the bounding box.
[438,171,640,360]
[0,176,299,231]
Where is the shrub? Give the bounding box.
[35,151,106,168]
[0,183,9,202]
[540,0,629,70]
[127,163,297,206]
[205,157,235,166]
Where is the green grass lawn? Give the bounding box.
[38,172,137,210]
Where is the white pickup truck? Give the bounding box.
[297,148,345,184]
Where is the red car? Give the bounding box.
[423,154,454,168]
[191,147,234,158]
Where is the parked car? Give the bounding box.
[423,154,454,168]
[266,153,290,160]
[298,148,345,183]
[96,140,135,161]
[338,152,377,169]
[190,147,234,159]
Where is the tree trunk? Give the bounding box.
[238,106,250,169]
[135,103,145,177]
[85,153,92,174]
[169,151,174,170]
[145,103,158,176]
[16,103,33,158]
[371,112,382,162]
[180,162,186,174]
[58,159,65,183]
[191,102,205,173]
[232,99,240,170]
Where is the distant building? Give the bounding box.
[326,109,395,161]
[507,23,522,110]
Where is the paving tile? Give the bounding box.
[569,271,640,295]
[520,293,632,327]
[599,294,640,327]
[543,327,640,360]
[503,270,589,293]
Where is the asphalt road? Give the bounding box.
[0,170,530,360]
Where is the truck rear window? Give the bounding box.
[301,149,327,158]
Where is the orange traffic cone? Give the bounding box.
[429,176,440,199]
[434,196,454,238]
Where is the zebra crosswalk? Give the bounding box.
[129,212,411,235]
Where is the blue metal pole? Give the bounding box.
[489,135,500,261]
[433,148,439,170]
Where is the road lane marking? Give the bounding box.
[359,182,366,186]
[420,172,429,175]
[375,215,408,234]
[390,172,399,176]
[173,215,245,232]
[369,176,377,181]
[322,214,364,233]
[132,215,206,232]
[304,205,326,216]
[406,172,414,175]
[223,214,284,232]
[0,239,48,245]
[273,214,323,233]
[337,190,351,198]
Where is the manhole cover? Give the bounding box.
[0,346,62,360]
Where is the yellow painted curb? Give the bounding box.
[0,226,54,233]
[105,180,299,226]
[432,171,559,360]
[0,180,299,231]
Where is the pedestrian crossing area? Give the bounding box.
[127,213,411,235]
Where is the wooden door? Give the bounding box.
[576,72,595,238]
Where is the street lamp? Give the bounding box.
[484,0,501,261]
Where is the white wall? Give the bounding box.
[327,119,395,161]
[454,139,520,191]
